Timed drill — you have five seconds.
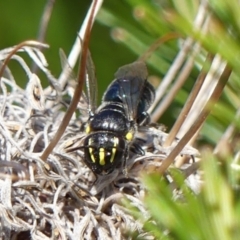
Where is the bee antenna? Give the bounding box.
[66,145,85,153]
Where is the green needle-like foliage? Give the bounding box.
[132,153,240,240]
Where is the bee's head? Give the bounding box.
[83,132,126,175]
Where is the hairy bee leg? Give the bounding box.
[122,148,129,177]
[130,142,145,156]
[137,112,151,125]
[91,173,99,187]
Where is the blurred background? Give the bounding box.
[0,1,143,91]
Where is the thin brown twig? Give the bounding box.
[32,0,56,72]
[164,54,214,147]
[138,32,181,62]
[0,40,47,82]
[57,0,103,89]
[157,64,232,174]
[37,0,56,43]
[152,43,200,122]
[214,107,240,158]
[41,0,99,161]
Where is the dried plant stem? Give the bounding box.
[0,40,47,81]
[58,0,104,89]
[214,107,240,157]
[152,42,201,121]
[41,0,98,161]
[158,64,232,174]
[37,0,56,43]
[138,32,181,62]
[164,54,213,147]
[177,55,225,139]
[149,36,195,119]
[149,0,208,118]
[32,0,56,72]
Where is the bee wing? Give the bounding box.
[77,36,98,115]
[114,61,148,121]
[59,48,76,82]
[59,48,97,115]
[85,50,97,115]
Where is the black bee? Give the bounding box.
[82,61,155,175]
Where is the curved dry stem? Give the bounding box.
[58,0,104,89]
[41,0,99,162]
[0,40,47,81]
[138,32,182,62]
[37,0,56,43]
[32,0,56,72]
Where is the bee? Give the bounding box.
[81,61,155,175]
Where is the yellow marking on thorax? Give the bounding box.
[85,125,91,133]
[125,131,133,141]
[109,137,119,163]
[99,148,105,165]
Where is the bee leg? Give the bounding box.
[130,141,145,156]
[90,173,98,186]
[122,149,129,177]
[137,112,151,126]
